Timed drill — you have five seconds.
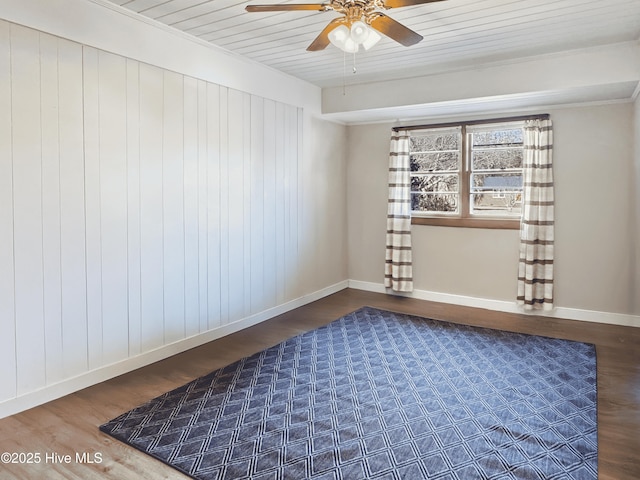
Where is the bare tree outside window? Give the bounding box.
[409,128,461,214]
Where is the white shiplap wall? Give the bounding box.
[0,19,332,409]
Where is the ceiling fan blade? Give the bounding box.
[369,13,423,46]
[384,0,445,8]
[307,18,345,51]
[245,3,328,12]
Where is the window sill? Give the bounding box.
[411,216,520,230]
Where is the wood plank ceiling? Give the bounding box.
[106,0,640,88]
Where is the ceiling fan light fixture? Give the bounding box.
[329,24,359,53]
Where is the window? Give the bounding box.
[408,119,527,229]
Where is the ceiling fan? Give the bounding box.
[245,0,446,53]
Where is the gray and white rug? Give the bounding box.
[100,306,597,479]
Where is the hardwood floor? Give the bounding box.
[0,288,638,479]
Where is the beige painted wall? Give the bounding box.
[347,103,636,315]
[302,115,349,292]
[553,104,634,313]
[634,95,640,314]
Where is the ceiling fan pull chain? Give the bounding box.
[342,50,347,95]
[352,50,357,74]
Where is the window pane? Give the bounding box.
[469,125,524,218]
[410,127,461,216]
[471,173,522,192]
[472,148,523,170]
[410,131,460,152]
[412,193,459,213]
[410,152,459,172]
[472,128,523,147]
[411,174,458,193]
[471,193,522,216]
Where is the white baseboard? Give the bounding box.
[348,279,640,328]
[0,280,349,420]
[4,278,635,419]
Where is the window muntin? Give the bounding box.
[409,121,524,225]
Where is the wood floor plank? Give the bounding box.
[0,288,638,479]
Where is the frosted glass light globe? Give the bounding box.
[350,21,370,44]
[362,29,381,50]
[328,24,349,46]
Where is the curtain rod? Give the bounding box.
[391,113,550,132]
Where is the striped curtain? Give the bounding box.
[384,131,413,292]
[517,118,554,310]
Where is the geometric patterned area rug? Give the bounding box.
[100,306,597,479]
